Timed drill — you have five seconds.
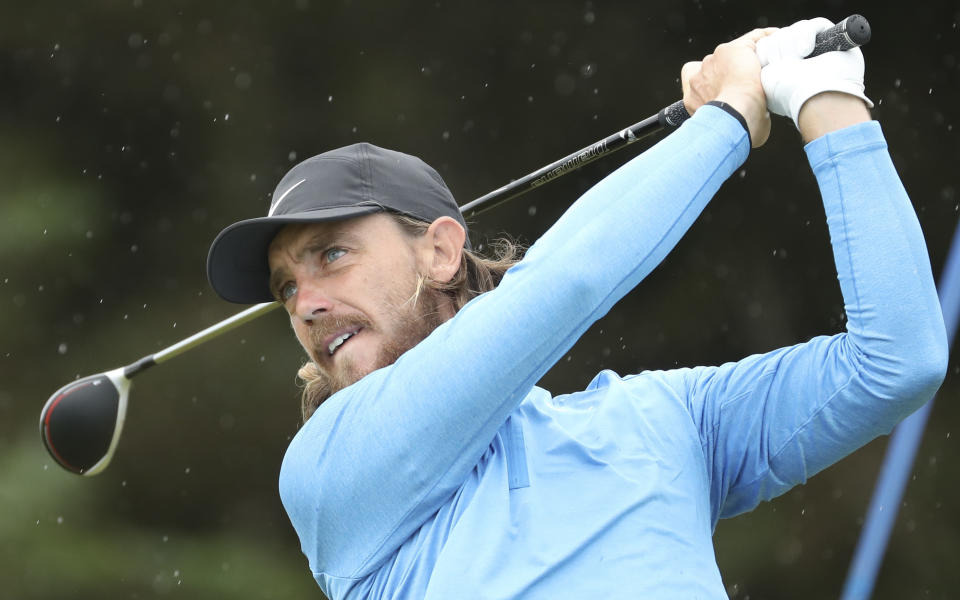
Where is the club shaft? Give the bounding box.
[460,114,662,218]
[124,301,281,377]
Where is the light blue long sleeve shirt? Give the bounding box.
[278,105,948,599]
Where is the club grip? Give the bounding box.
[659,14,872,130]
[811,14,871,56]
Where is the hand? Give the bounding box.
[681,28,775,148]
[756,17,873,134]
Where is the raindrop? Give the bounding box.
[580,63,596,78]
[584,9,596,24]
[527,96,534,103]
[162,535,169,542]
[528,205,537,216]
[234,72,252,90]
[288,151,297,161]
[85,230,94,239]
[441,131,450,141]
[224,113,230,121]
[184,467,191,474]
[131,244,138,253]
[327,95,334,102]
[894,78,902,88]
[57,343,68,355]
[56,516,63,524]
[128,33,144,49]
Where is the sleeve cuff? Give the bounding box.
[706,100,751,148]
[803,121,885,167]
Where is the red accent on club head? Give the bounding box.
[41,380,96,475]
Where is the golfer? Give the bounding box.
[206,19,947,599]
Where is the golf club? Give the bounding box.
[39,14,870,476]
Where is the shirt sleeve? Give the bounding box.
[669,121,948,523]
[278,105,752,581]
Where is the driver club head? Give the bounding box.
[39,367,130,476]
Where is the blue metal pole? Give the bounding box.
[840,220,960,600]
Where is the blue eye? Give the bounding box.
[325,248,346,263]
[279,282,297,302]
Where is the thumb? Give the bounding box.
[756,17,833,67]
[680,61,701,97]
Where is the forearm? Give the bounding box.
[798,91,871,142]
[810,121,946,403]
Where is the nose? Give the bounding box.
[293,278,335,326]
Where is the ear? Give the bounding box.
[421,217,466,284]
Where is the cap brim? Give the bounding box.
[206,205,384,304]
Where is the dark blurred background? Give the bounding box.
[2,1,957,598]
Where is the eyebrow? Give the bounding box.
[268,229,363,297]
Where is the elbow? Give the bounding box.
[915,328,949,399]
[893,319,949,407]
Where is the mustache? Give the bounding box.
[306,314,374,355]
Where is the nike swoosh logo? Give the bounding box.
[268,178,307,216]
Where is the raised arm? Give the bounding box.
[278,32,772,581]
[678,24,948,521]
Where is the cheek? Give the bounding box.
[290,318,315,356]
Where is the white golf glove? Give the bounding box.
[756,17,873,128]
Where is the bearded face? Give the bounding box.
[268,214,459,416]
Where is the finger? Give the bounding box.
[680,61,702,97]
[734,27,779,49]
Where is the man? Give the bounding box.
[206,19,947,599]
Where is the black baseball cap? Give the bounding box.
[207,142,469,304]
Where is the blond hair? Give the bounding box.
[296,213,523,421]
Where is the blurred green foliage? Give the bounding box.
[2,0,958,598]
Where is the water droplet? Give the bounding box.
[57,343,68,355]
[234,72,252,89]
